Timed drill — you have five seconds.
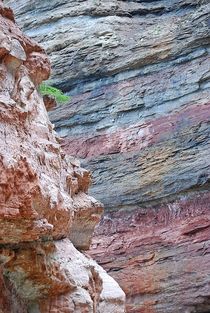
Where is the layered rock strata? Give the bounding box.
[7,0,210,312]
[0,2,125,312]
[91,193,210,313]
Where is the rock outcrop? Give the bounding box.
[7,0,210,312]
[0,2,125,312]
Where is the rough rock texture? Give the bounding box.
[0,2,125,312]
[7,0,210,312]
[91,193,210,313]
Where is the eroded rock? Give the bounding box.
[7,0,210,312]
[0,2,125,312]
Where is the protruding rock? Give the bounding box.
[0,2,125,312]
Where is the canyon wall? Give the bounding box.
[0,2,125,312]
[6,0,210,312]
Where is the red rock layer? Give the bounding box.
[63,98,210,159]
[90,191,210,312]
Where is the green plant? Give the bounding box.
[38,83,70,104]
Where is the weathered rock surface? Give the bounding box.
[1,239,125,313]
[7,0,210,312]
[0,2,125,312]
[91,192,210,313]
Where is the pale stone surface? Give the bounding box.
[1,239,125,313]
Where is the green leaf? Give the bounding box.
[38,83,70,104]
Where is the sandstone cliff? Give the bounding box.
[0,2,125,312]
[7,0,210,312]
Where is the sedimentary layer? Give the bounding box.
[7,0,210,312]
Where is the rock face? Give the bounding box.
[6,0,210,312]
[0,2,125,313]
